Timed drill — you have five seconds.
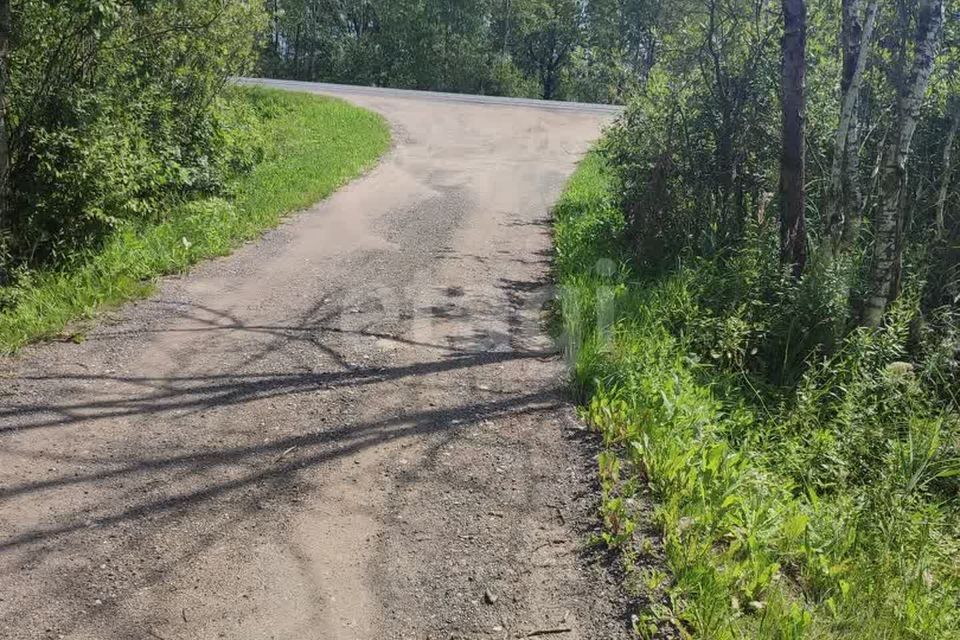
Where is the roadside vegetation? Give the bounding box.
[0,2,389,353]
[0,89,388,352]
[261,0,658,103]
[557,152,960,639]
[554,1,960,637]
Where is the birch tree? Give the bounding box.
[823,0,878,255]
[862,0,944,327]
[936,95,959,237]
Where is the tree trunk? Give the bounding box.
[272,0,280,50]
[862,0,944,327]
[779,0,807,278]
[824,0,877,255]
[935,96,959,237]
[502,0,512,56]
[542,55,557,100]
[840,107,864,247]
[0,0,10,279]
[293,23,301,78]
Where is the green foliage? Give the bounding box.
[600,0,784,267]
[554,153,960,639]
[262,0,654,103]
[486,55,541,98]
[512,0,582,99]
[602,0,960,322]
[3,0,266,270]
[556,3,960,635]
[0,88,390,352]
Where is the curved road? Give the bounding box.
[0,81,626,639]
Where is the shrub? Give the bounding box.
[2,0,265,272]
[554,152,960,639]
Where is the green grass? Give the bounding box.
[553,153,960,639]
[0,88,390,353]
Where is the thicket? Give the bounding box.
[261,0,660,103]
[0,0,266,291]
[554,0,960,637]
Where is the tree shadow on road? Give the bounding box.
[0,267,569,637]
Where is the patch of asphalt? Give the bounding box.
[237,78,625,116]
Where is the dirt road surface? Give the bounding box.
[0,81,628,639]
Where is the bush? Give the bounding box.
[554,152,960,639]
[0,88,391,352]
[486,56,542,99]
[2,0,265,272]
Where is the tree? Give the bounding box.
[3,0,264,269]
[0,0,9,279]
[936,94,959,237]
[862,0,944,327]
[779,0,807,278]
[570,0,662,102]
[823,0,878,255]
[262,0,680,104]
[516,0,581,100]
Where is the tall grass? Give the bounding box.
[0,88,390,353]
[554,153,960,639]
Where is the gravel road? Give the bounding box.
[0,81,630,639]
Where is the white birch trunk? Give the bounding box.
[935,98,959,237]
[863,0,944,327]
[824,0,877,255]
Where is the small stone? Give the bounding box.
[484,589,498,605]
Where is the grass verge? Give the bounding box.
[553,153,960,639]
[0,88,390,353]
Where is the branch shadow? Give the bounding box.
[0,264,569,636]
[0,387,559,552]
